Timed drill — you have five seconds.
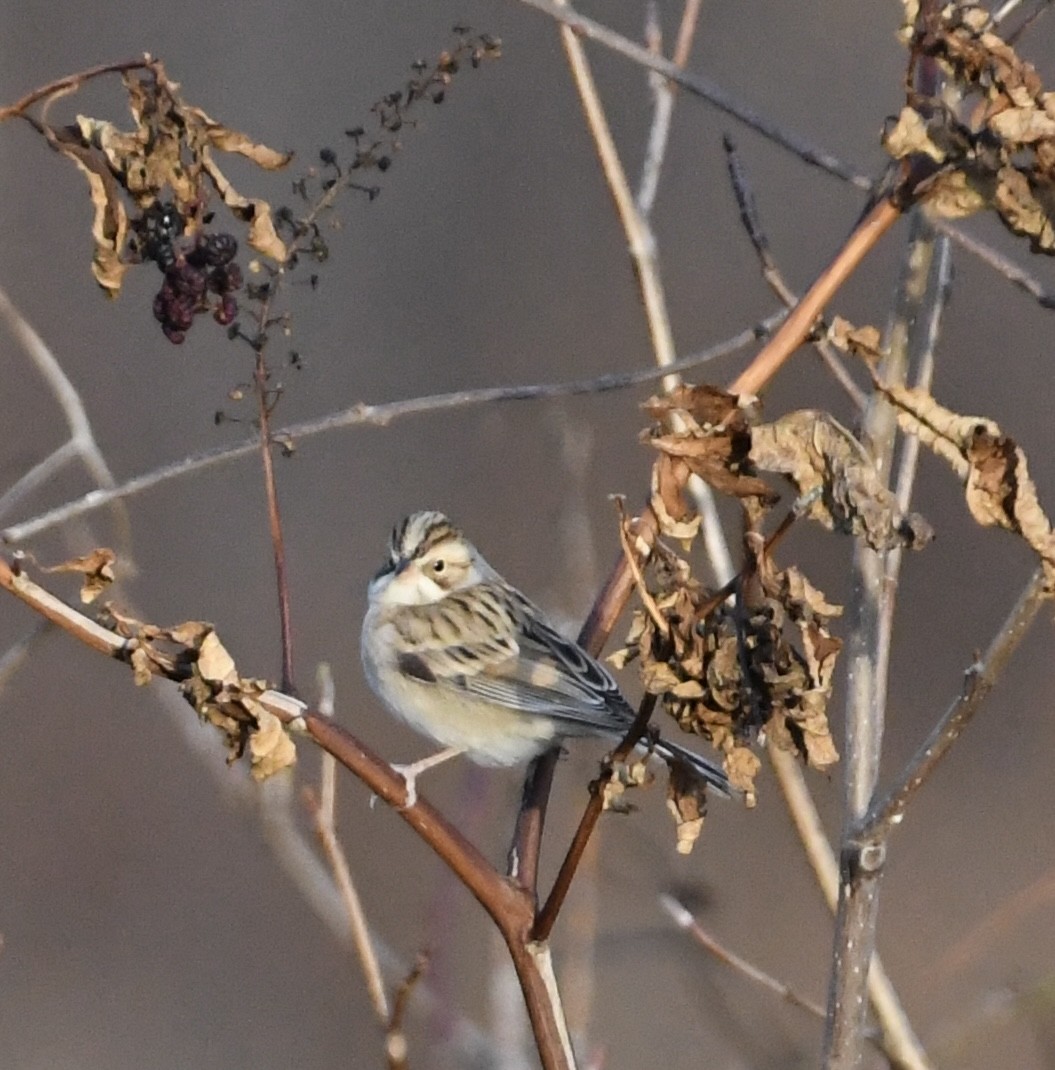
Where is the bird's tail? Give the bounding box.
[651,736,735,798]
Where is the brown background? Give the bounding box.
[2,2,1055,1067]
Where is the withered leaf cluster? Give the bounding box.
[624,383,934,815]
[875,379,1055,588]
[889,3,1055,252]
[43,58,291,295]
[104,608,296,780]
[750,410,934,552]
[611,536,842,809]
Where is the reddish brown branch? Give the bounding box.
[0,57,156,122]
[0,554,574,1070]
[533,694,658,941]
[252,348,296,694]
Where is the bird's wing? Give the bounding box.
[393,585,631,731]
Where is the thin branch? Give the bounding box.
[304,666,393,1045]
[722,135,867,410]
[514,0,872,190]
[0,286,126,538]
[306,774,390,1022]
[1,317,784,546]
[252,335,296,693]
[659,893,831,1024]
[0,57,154,122]
[0,553,576,1070]
[637,0,704,217]
[862,568,1049,840]
[936,220,1055,308]
[386,954,429,1070]
[532,695,658,942]
[769,753,934,1070]
[0,619,52,691]
[519,0,1055,325]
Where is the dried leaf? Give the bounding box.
[750,410,933,551]
[130,646,154,687]
[827,317,882,359]
[245,701,297,780]
[44,129,130,295]
[993,166,1055,252]
[42,547,115,603]
[650,454,701,541]
[923,168,990,220]
[724,746,760,805]
[643,384,776,513]
[896,7,1055,252]
[989,106,1055,143]
[666,763,708,855]
[876,381,1055,587]
[198,630,238,685]
[200,148,289,261]
[45,60,293,292]
[883,106,947,162]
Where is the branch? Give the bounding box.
[659,893,830,1024]
[0,318,785,545]
[514,0,871,189]
[823,210,944,1070]
[0,554,576,1070]
[0,57,155,122]
[862,568,1049,841]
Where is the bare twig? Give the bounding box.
[722,136,867,409]
[936,221,1055,308]
[0,318,784,546]
[637,0,704,217]
[659,893,830,1023]
[386,954,429,1070]
[246,290,296,692]
[514,0,872,189]
[0,287,126,539]
[0,57,155,122]
[0,620,52,692]
[518,0,1055,326]
[824,209,943,1070]
[862,568,1049,841]
[531,695,658,942]
[304,665,391,1039]
[770,746,935,1070]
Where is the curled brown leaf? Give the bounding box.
[875,381,1055,588]
[749,410,933,551]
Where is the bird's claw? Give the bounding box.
[391,762,419,809]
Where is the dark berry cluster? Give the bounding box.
[144,219,243,344]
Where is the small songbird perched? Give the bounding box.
[361,510,730,804]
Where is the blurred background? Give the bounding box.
[2,1,1055,1067]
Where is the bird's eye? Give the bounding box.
[430,559,446,575]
